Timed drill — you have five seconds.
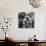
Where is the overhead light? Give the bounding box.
[29,0,43,8]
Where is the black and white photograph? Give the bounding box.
[18,12,34,28]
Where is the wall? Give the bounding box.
[0,0,46,40]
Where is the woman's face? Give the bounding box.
[23,15,32,28]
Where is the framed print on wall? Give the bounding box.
[18,12,35,28]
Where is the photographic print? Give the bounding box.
[18,12,34,28]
